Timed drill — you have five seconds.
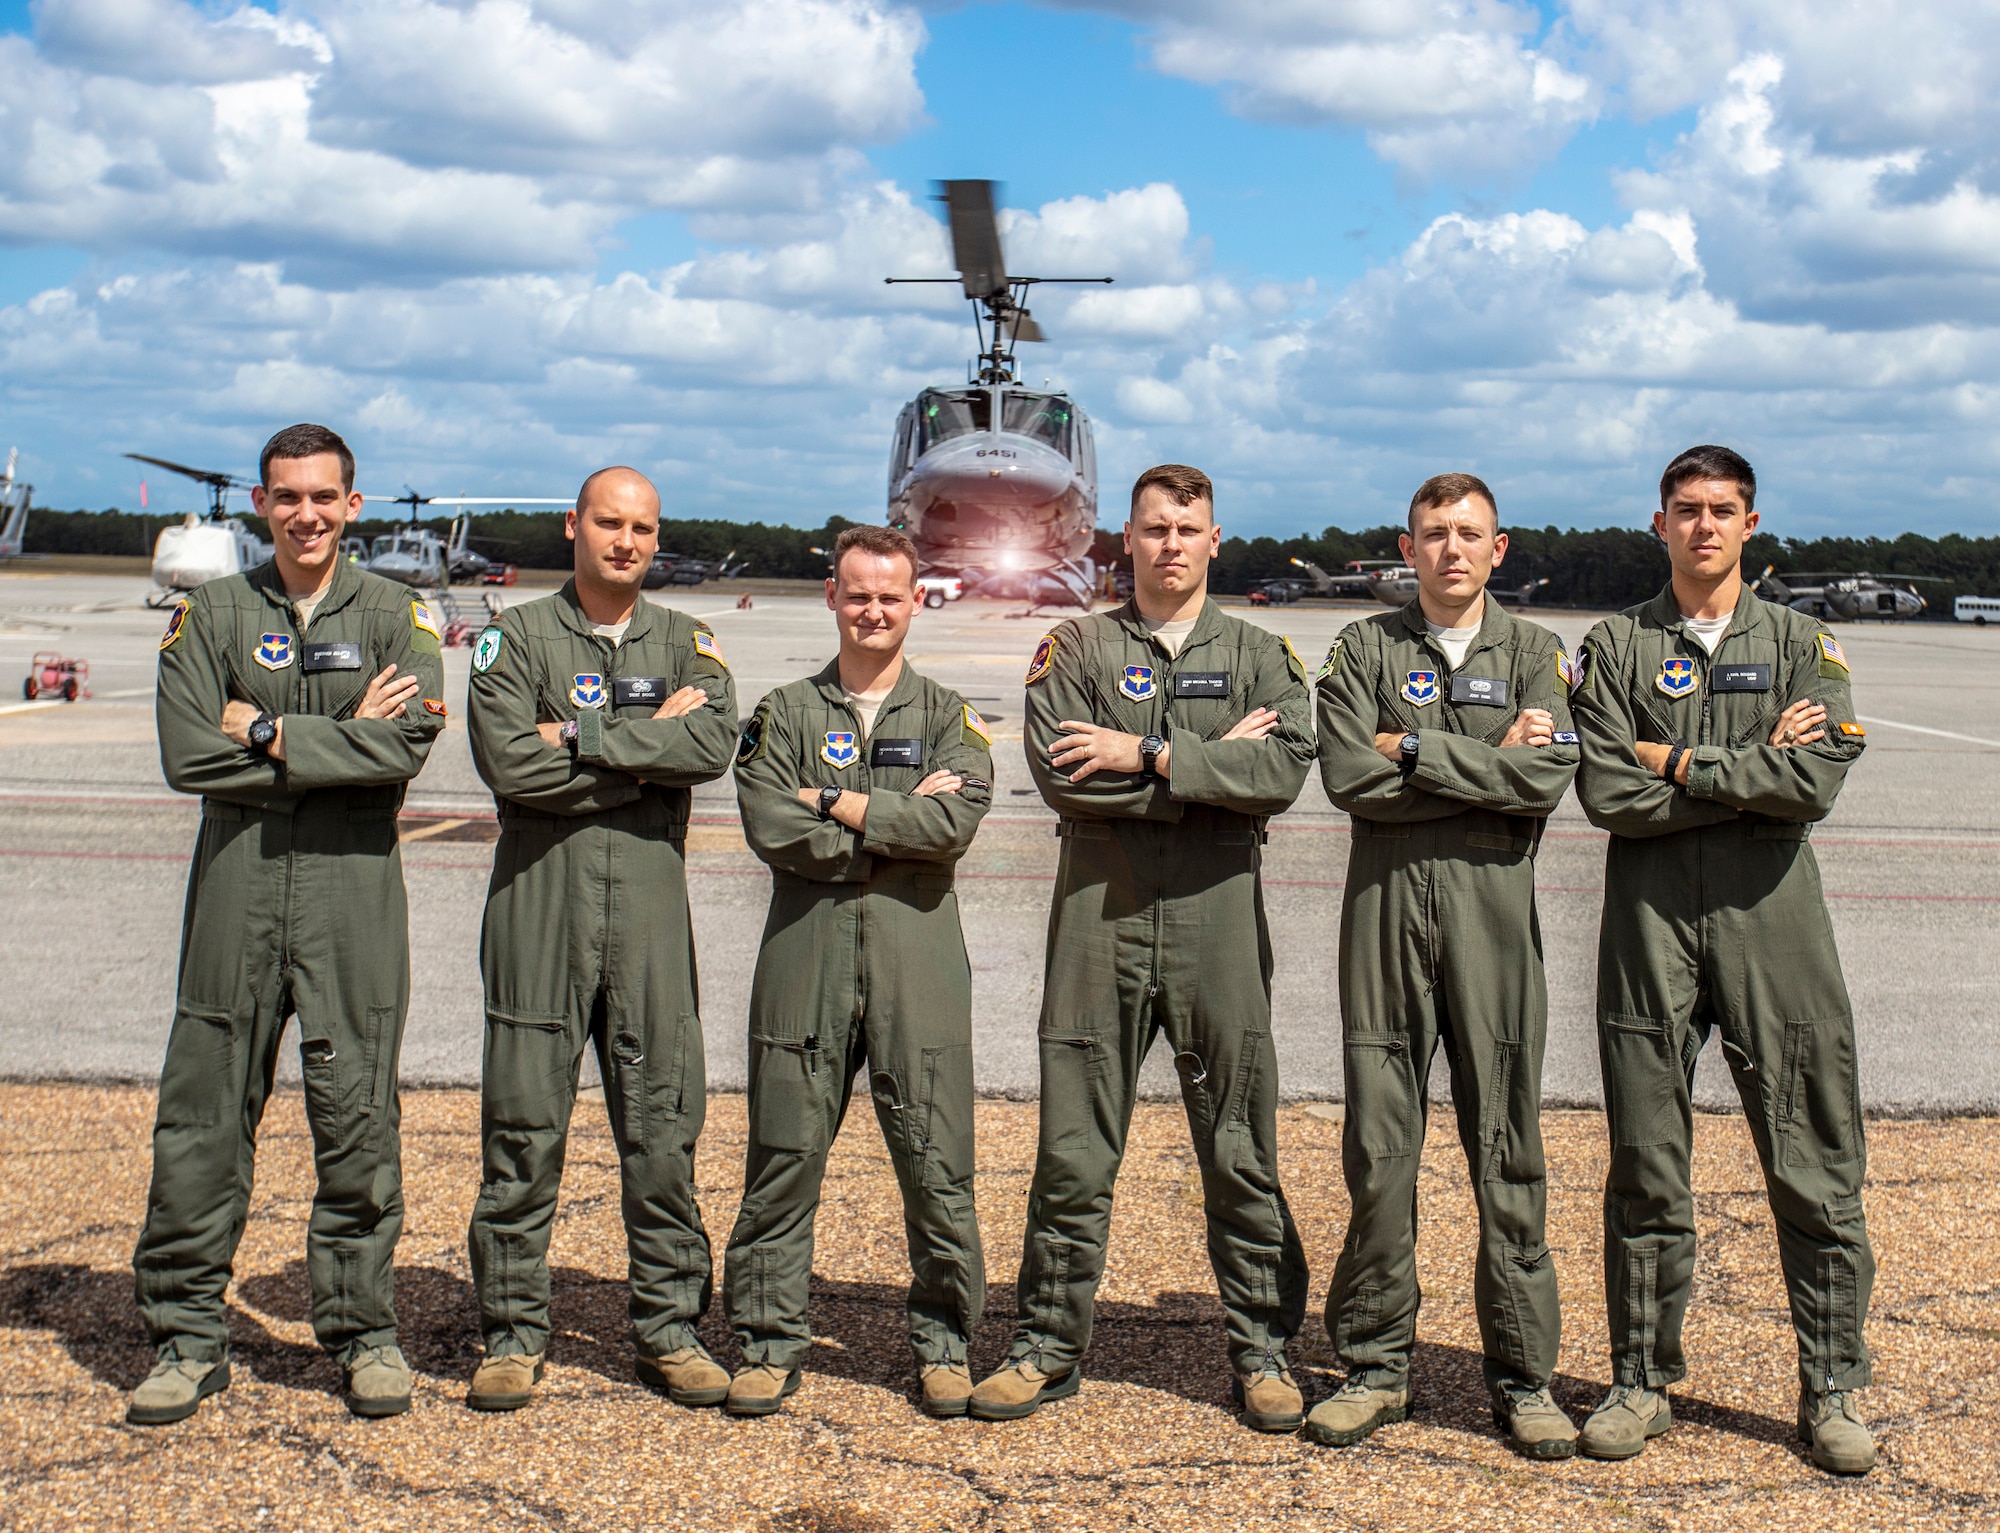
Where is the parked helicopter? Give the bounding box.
[126,453,273,607]
[1288,557,1407,599]
[0,449,34,561]
[884,180,1112,609]
[1753,566,1939,621]
[361,490,569,589]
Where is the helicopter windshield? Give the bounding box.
[917,389,991,451]
[1000,393,1074,457]
[370,533,421,558]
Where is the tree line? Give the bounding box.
[20,506,2000,611]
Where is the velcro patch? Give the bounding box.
[1818,632,1850,677]
[693,629,727,667]
[412,598,441,640]
[424,699,447,717]
[1556,649,1574,691]
[1024,633,1057,685]
[1279,636,1307,687]
[1837,721,1865,737]
[962,703,991,747]
[159,601,190,650]
[1315,638,1343,682]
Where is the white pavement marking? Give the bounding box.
[0,685,154,716]
[1855,715,2000,749]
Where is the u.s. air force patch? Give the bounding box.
[472,626,503,674]
[159,601,190,651]
[1024,633,1057,685]
[1656,657,1697,697]
[822,731,858,769]
[962,703,991,748]
[255,633,294,671]
[694,629,727,668]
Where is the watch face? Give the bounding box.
[250,719,276,745]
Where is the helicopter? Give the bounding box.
[1287,557,1408,599]
[126,453,273,607]
[360,490,569,589]
[884,180,1112,610]
[0,449,34,561]
[1753,566,1940,621]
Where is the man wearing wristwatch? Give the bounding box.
[727,524,993,1419]
[1310,473,1580,1459]
[971,464,1316,1431]
[1571,446,1876,1475]
[463,466,738,1414]
[132,424,446,1427]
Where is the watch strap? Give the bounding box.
[1664,741,1689,784]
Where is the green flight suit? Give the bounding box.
[1009,599,1315,1376]
[465,583,737,1361]
[135,558,445,1365]
[1573,583,1873,1396]
[726,663,993,1370]
[1315,598,1579,1404]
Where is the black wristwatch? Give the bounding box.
[816,783,843,820]
[246,711,279,758]
[1398,732,1421,774]
[1138,733,1166,780]
[1664,741,1689,785]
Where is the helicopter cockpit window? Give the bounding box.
[918,390,990,450]
[1001,394,1074,457]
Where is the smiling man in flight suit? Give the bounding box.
[464,466,738,1413]
[1571,445,1876,1475]
[1311,473,1580,1458]
[969,463,1316,1431]
[726,524,993,1418]
[130,423,445,1425]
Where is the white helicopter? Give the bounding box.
[361,490,569,589]
[127,453,274,608]
[0,449,34,561]
[884,180,1112,609]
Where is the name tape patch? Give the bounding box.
[1711,663,1771,692]
[1449,674,1509,707]
[613,675,669,707]
[1174,671,1230,698]
[869,737,924,768]
[302,641,363,673]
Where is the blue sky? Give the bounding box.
[1,0,1996,540]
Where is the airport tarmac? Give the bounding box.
[2,569,1995,1112]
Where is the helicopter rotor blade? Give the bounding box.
[938,180,1009,300]
[124,452,244,488]
[1010,309,1046,344]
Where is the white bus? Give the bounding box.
[1956,595,2000,626]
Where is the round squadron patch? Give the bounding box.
[159,601,190,651]
[471,626,504,674]
[1024,633,1058,685]
[736,710,764,765]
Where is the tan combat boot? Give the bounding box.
[127,1355,231,1426]
[344,1345,412,1419]
[1578,1384,1671,1459]
[636,1343,730,1408]
[1234,1366,1306,1433]
[467,1351,544,1412]
[725,1363,801,1417]
[1302,1378,1409,1447]
[1495,1387,1578,1460]
[966,1359,1081,1421]
[1800,1389,1876,1475]
[919,1362,974,1418]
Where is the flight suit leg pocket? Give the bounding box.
[607,1009,692,1156]
[1777,1017,1863,1168]
[1480,1040,1545,1183]
[1343,1031,1416,1159]
[913,1044,975,1189]
[157,1003,237,1129]
[1598,1015,1679,1148]
[482,1007,571,1131]
[748,1031,825,1155]
[1038,1033,1104,1150]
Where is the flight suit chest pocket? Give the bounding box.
[612,674,672,712]
[303,639,371,717]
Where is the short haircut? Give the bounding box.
[1659,444,1755,511]
[576,465,658,510]
[1408,472,1498,531]
[260,424,354,493]
[1130,463,1213,515]
[833,523,920,582]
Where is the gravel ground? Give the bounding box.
[3,1085,1997,1531]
